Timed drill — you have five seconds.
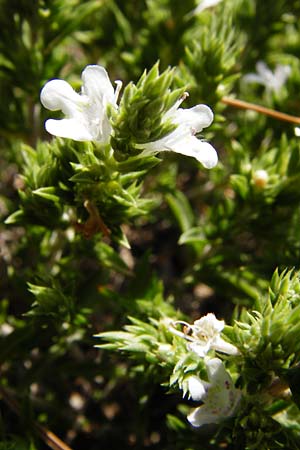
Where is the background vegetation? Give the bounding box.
[1,0,300,449]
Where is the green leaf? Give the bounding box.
[32,187,60,203]
[94,242,132,275]
[178,227,207,246]
[165,191,194,233]
[230,174,249,199]
[4,209,25,224]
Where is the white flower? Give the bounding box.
[252,169,269,189]
[243,61,291,94]
[187,358,241,427]
[170,313,239,357]
[190,314,231,356]
[190,314,239,356]
[193,0,223,15]
[138,94,218,169]
[0,323,14,336]
[40,65,122,142]
[295,127,300,137]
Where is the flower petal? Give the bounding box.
[243,73,264,85]
[203,359,241,414]
[195,141,218,168]
[40,79,86,116]
[275,64,291,78]
[187,406,221,427]
[45,118,93,141]
[188,341,210,357]
[188,376,207,401]
[174,104,214,132]
[206,357,225,380]
[81,65,115,105]
[256,61,272,79]
[141,131,218,168]
[194,313,224,333]
[81,65,115,142]
[171,137,218,168]
[214,337,240,355]
[194,0,223,14]
[273,64,291,88]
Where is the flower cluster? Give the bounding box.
[170,313,241,427]
[40,65,217,168]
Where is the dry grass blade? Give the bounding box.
[222,96,300,125]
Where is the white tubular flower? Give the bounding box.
[190,313,239,357]
[170,313,239,357]
[193,0,223,14]
[139,94,218,169]
[187,358,241,427]
[243,61,291,94]
[40,65,122,142]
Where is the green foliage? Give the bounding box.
[79,0,198,79]
[0,438,35,450]
[5,138,159,244]
[97,275,207,393]
[110,63,184,159]
[231,270,300,371]
[182,5,241,107]
[0,0,103,142]
[99,269,300,448]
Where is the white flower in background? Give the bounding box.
[187,358,241,427]
[243,61,291,94]
[295,127,300,137]
[0,323,14,336]
[253,169,269,189]
[170,313,239,357]
[139,94,218,168]
[193,0,223,15]
[40,65,122,142]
